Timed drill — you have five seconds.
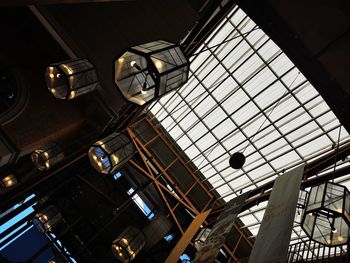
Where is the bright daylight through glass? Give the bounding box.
[149,4,350,249]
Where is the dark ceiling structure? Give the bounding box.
[0,0,349,262]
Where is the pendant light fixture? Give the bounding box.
[114,40,189,106]
[301,126,350,246]
[45,58,99,100]
[0,174,18,188]
[88,132,135,175]
[33,205,63,233]
[301,182,350,246]
[111,226,146,262]
[31,143,64,171]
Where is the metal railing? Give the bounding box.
[287,239,348,262]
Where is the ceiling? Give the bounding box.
[148,3,350,251]
[0,0,350,261]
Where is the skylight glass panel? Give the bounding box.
[127,188,155,220]
[149,4,350,255]
[0,194,36,250]
[113,172,122,180]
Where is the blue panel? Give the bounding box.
[1,227,54,263]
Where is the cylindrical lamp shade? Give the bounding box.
[301,182,350,246]
[115,40,189,106]
[45,58,98,100]
[88,132,135,174]
[112,226,146,262]
[31,143,64,171]
[0,174,18,188]
[33,205,62,233]
[194,228,211,251]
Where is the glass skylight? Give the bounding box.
[0,194,36,251]
[148,4,350,257]
[127,188,155,220]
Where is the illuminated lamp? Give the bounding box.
[31,143,64,171]
[0,174,17,188]
[301,182,350,246]
[114,40,189,106]
[33,205,62,233]
[45,58,98,100]
[111,226,146,262]
[88,132,135,175]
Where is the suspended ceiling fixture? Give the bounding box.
[111,226,146,262]
[0,174,17,189]
[302,182,350,246]
[31,143,64,171]
[45,58,99,100]
[114,40,189,106]
[32,205,63,233]
[148,4,350,250]
[88,132,135,175]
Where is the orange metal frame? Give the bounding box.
[127,115,252,262]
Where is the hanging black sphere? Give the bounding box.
[229,152,246,169]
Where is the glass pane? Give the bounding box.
[148,4,350,253]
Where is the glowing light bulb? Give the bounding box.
[51,88,56,94]
[92,155,97,160]
[338,236,344,242]
[98,162,102,167]
[141,82,147,95]
[61,64,73,75]
[336,208,343,213]
[3,175,15,187]
[69,91,76,99]
[155,60,163,70]
[130,61,141,70]
[118,57,124,63]
[6,180,13,186]
[111,154,119,164]
[45,161,50,169]
[48,67,55,79]
[119,253,123,257]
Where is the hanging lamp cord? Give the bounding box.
[331,125,342,183]
[242,72,301,153]
[189,27,260,57]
